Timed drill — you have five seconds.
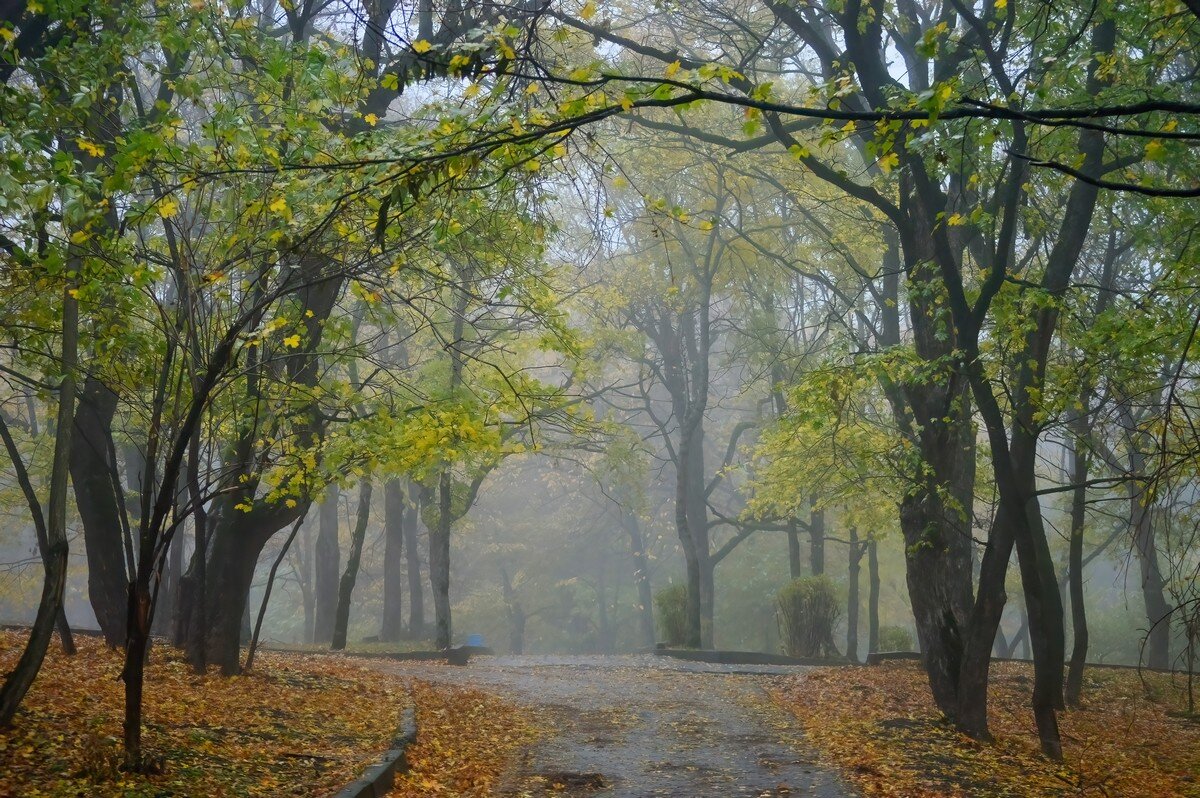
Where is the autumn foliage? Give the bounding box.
[0,631,406,797]
[772,662,1200,797]
[391,678,538,797]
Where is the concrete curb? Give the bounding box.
[329,705,417,798]
[652,648,848,667]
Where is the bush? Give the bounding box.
[777,576,841,658]
[878,625,914,652]
[655,583,689,647]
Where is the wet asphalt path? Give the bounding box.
[379,655,854,798]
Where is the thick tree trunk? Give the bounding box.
[809,501,825,576]
[787,522,803,579]
[380,479,405,643]
[899,390,977,725]
[331,479,372,650]
[69,376,128,646]
[404,488,424,637]
[622,510,656,649]
[313,485,340,645]
[1130,480,1171,669]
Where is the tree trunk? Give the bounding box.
[404,487,424,637]
[847,527,861,663]
[0,282,79,725]
[809,500,825,575]
[331,479,373,650]
[69,376,128,646]
[867,537,880,655]
[246,516,305,670]
[787,521,803,579]
[1130,480,1172,669]
[313,484,340,645]
[622,510,656,649]
[500,567,525,655]
[1066,424,1089,706]
[430,472,453,649]
[381,479,405,642]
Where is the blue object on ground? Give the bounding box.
[466,633,484,647]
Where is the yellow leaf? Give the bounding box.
[580,0,597,20]
[412,39,432,54]
[0,27,15,44]
[268,196,288,215]
[878,152,899,174]
[282,334,301,348]
[159,196,179,218]
[665,60,682,78]
[364,113,378,126]
[75,138,105,158]
[620,94,633,111]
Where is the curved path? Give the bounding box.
[379,654,853,797]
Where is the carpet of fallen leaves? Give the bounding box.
[772,661,1200,797]
[0,630,406,797]
[391,678,538,797]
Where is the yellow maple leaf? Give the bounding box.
[282,334,301,348]
[580,0,597,20]
[159,196,179,218]
[364,112,378,126]
[412,39,432,53]
[665,60,682,78]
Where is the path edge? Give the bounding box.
[329,705,417,798]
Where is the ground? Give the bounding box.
[382,654,851,798]
[771,661,1200,798]
[0,631,407,797]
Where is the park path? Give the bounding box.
[378,654,853,797]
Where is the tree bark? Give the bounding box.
[313,484,340,645]
[787,521,803,579]
[867,537,880,656]
[404,486,424,637]
[622,509,656,649]
[1066,422,1089,706]
[847,527,861,663]
[69,376,128,646]
[331,479,373,650]
[430,472,453,649]
[0,281,79,725]
[380,479,405,642]
[809,500,825,576]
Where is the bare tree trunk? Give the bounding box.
[1066,422,1089,706]
[787,521,803,579]
[809,500,825,576]
[380,479,405,642]
[431,472,453,649]
[0,282,79,725]
[69,377,128,646]
[246,515,306,670]
[332,479,373,650]
[847,527,861,663]
[313,484,340,645]
[404,487,424,637]
[622,510,656,649]
[867,537,880,655]
[500,567,525,654]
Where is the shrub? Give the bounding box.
[878,624,914,652]
[777,576,841,658]
[655,583,689,647]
